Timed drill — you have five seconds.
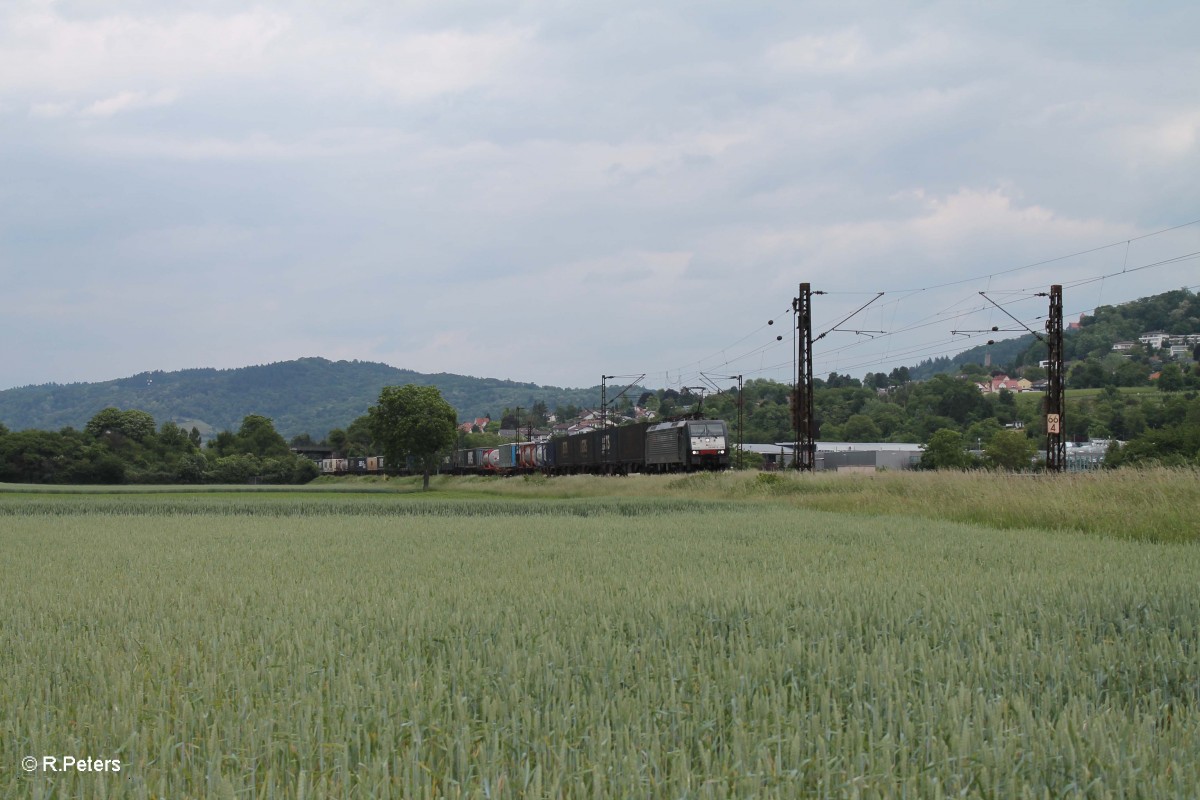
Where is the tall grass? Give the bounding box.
[2,502,1198,797]
[724,467,1200,543]
[422,467,1200,543]
[4,466,1197,541]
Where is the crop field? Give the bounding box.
[1,478,1198,798]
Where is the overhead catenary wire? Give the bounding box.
[826,279,1200,378]
[798,226,1199,370]
[875,218,1200,295]
[632,219,1199,389]
[802,246,1198,377]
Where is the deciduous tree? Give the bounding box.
[1157,363,1185,393]
[984,430,1037,472]
[236,415,290,457]
[919,429,976,470]
[85,407,156,442]
[842,414,882,442]
[369,385,457,490]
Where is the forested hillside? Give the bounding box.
[1059,287,1200,361]
[911,287,1200,379]
[909,334,1039,381]
[0,358,608,439]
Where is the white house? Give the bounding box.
[1139,331,1171,349]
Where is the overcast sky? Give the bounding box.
[3,0,1199,393]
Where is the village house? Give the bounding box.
[1139,331,1171,350]
[631,405,656,420]
[1128,331,1200,355]
[975,375,1033,394]
[498,428,552,442]
[456,416,491,434]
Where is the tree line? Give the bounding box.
[0,409,318,484]
[4,354,1198,484]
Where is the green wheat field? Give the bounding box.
[2,470,1198,798]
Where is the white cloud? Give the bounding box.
[362,247,707,382]
[737,188,1126,288]
[764,28,867,73]
[82,88,178,117]
[0,7,291,93]
[28,99,72,117]
[366,26,534,103]
[763,24,965,78]
[28,88,180,119]
[0,4,535,110]
[1119,110,1200,162]
[82,128,419,161]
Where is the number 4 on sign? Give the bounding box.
[1047,414,1061,434]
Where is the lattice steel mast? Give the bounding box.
[1045,284,1065,473]
[793,283,816,471]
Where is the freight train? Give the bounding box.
[316,417,730,476]
[317,455,387,476]
[454,417,730,476]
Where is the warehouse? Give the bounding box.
[740,442,924,471]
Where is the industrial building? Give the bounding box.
[741,442,924,472]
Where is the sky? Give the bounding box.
[3,0,1199,393]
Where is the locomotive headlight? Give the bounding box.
[692,450,699,455]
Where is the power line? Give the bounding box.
[635,221,1199,389]
[872,218,1200,294]
[801,247,1196,373]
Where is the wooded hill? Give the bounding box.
[0,358,610,440]
[910,287,1200,379]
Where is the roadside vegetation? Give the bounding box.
[3,467,1197,543]
[417,467,1200,544]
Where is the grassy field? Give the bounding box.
[412,468,1200,544]
[1064,385,1162,400]
[4,466,1198,542]
[1,475,1198,798]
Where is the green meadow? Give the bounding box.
[1,470,1197,798]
